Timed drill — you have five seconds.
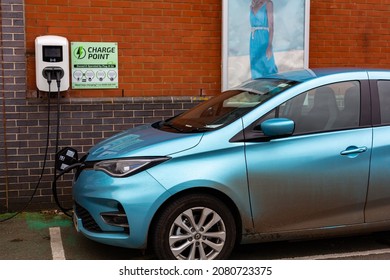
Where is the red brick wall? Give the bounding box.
[24,0,390,98]
[25,0,222,98]
[309,0,390,67]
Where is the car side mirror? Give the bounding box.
[258,118,295,137]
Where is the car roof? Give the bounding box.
[230,68,390,94]
[267,67,390,82]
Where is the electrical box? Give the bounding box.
[35,35,70,92]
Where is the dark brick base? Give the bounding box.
[0,96,206,213]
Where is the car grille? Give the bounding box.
[75,203,103,233]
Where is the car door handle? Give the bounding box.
[340,146,367,156]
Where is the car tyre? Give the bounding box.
[152,193,236,260]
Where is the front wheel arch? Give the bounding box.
[148,189,242,260]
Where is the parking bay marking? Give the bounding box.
[49,227,66,260]
[281,248,390,260]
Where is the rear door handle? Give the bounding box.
[340,146,367,156]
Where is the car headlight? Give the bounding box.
[94,157,170,177]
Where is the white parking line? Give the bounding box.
[281,248,390,260]
[49,227,66,260]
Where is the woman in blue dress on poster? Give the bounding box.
[250,0,278,79]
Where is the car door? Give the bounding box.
[244,81,373,233]
[365,77,390,222]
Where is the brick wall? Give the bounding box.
[1,0,27,212]
[310,1,390,67]
[2,0,218,212]
[3,96,202,211]
[24,0,222,98]
[2,0,390,212]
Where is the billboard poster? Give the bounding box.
[71,42,118,89]
[222,0,310,89]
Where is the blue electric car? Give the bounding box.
[71,68,390,259]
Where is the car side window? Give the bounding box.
[377,81,390,124]
[261,81,361,135]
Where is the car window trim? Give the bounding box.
[369,79,390,126]
[230,79,372,143]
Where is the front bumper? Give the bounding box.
[72,168,170,249]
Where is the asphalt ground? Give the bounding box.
[2,211,390,260]
[0,211,149,260]
[0,211,72,260]
[2,211,390,280]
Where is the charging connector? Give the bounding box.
[55,69,63,89]
[42,67,64,88]
[44,69,52,85]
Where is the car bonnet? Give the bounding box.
[86,124,203,161]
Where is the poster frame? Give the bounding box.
[222,0,310,90]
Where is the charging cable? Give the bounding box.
[0,67,70,222]
[0,71,54,222]
[43,67,73,217]
[52,70,73,217]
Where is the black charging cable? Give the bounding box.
[51,71,73,217]
[0,71,54,222]
[1,67,75,221]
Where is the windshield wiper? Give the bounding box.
[160,121,184,133]
[190,127,213,132]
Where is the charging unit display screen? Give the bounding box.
[43,46,63,62]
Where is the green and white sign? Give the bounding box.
[71,42,118,89]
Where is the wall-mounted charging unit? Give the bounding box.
[34,36,72,216]
[35,35,70,92]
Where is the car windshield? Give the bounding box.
[156,78,299,133]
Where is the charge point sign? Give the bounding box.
[71,42,118,89]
